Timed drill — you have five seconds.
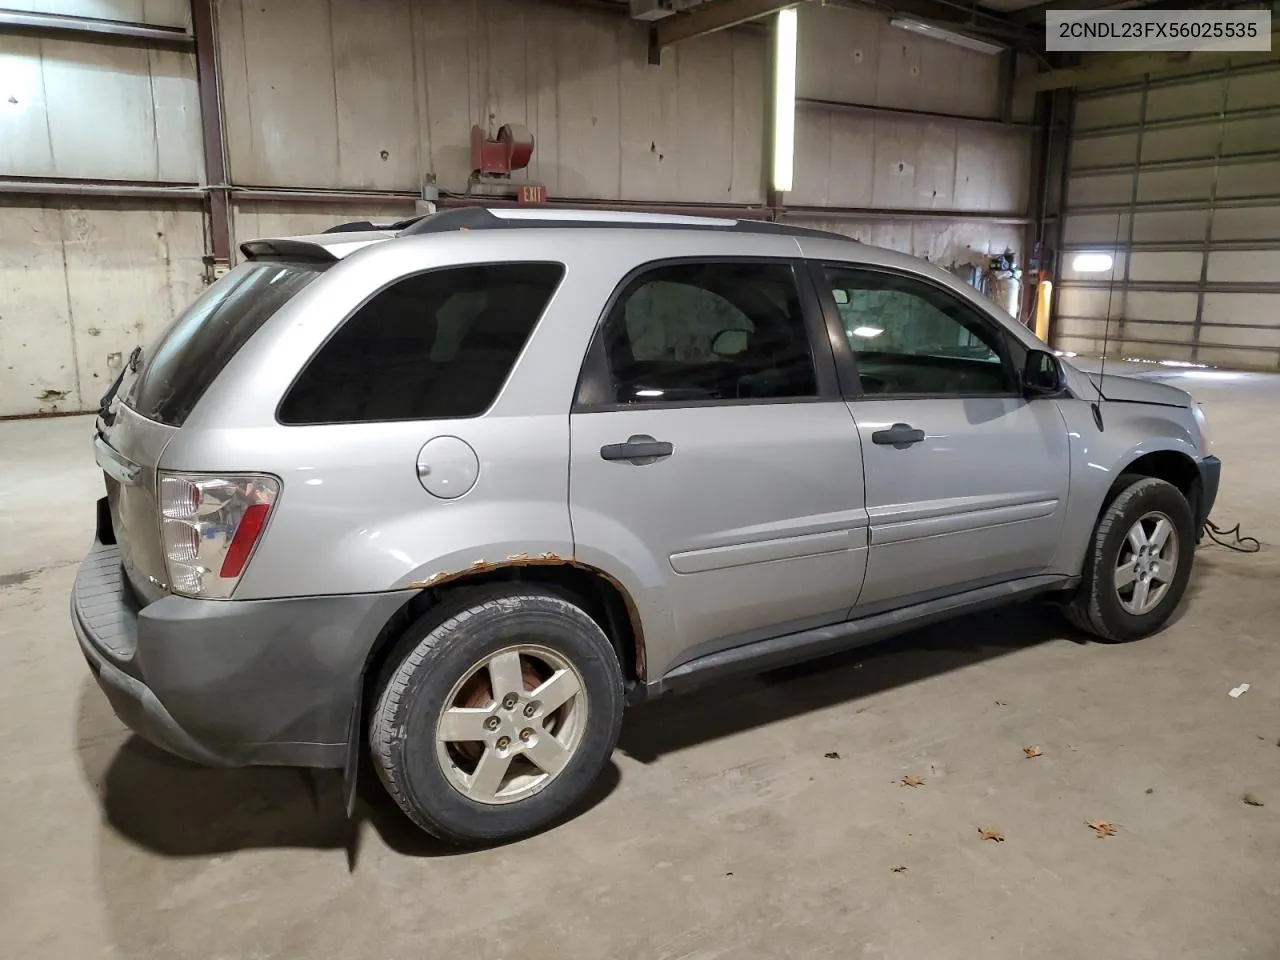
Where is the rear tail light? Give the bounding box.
[158,472,279,599]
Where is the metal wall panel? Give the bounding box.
[781,216,1025,271]
[790,3,1034,271]
[0,34,203,182]
[1055,64,1280,371]
[791,112,1031,213]
[797,3,1014,120]
[216,0,766,204]
[1,1,190,28]
[0,199,205,417]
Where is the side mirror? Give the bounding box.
[1023,349,1065,398]
[711,328,749,357]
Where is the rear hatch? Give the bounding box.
[94,259,325,604]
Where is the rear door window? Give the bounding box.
[585,260,818,405]
[278,262,565,425]
[125,260,323,426]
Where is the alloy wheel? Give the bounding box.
[434,644,589,805]
[1115,510,1180,616]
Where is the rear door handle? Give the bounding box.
[600,434,674,463]
[871,422,926,447]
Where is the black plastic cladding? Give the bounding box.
[322,207,855,242]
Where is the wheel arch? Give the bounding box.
[359,559,647,713]
[1107,449,1202,518]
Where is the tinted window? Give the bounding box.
[279,262,563,424]
[822,266,1016,397]
[593,261,817,404]
[126,260,323,426]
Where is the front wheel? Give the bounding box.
[369,586,624,845]
[1065,476,1196,642]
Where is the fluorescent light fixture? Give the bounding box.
[889,18,1003,56]
[772,7,797,193]
[1071,252,1115,273]
[851,326,883,338]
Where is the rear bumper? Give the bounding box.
[72,536,416,768]
[1195,455,1221,533]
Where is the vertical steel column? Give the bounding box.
[1048,87,1076,348]
[1112,75,1150,353]
[1026,88,1056,297]
[191,0,231,277]
[1191,66,1233,364]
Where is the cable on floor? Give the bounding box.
[1202,518,1261,553]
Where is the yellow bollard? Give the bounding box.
[1033,279,1052,343]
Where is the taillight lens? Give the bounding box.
[158,472,279,599]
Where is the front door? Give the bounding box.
[812,262,1071,610]
[569,258,868,680]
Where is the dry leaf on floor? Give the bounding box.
[1086,820,1117,837]
[823,751,841,760]
[1242,793,1265,807]
[1023,745,1043,759]
[978,828,1004,843]
[890,865,908,873]
[901,774,925,787]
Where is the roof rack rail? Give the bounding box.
[322,215,427,234]
[392,206,853,242]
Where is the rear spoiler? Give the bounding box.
[238,231,394,264]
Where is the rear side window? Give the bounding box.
[278,262,564,425]
[589,260,817,405]
[126,260,323,426]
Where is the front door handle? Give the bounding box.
[871,422,926,447]
[600,434,674,463]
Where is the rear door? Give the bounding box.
[809,262,1071,610]
[568,258,869,680]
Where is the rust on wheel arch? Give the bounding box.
[405,555,647,684]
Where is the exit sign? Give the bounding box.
[517,184,546,205]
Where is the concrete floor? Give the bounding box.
[2,368,1278,959]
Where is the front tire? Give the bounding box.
[1065,476,1195,642]
[369,585,624,845]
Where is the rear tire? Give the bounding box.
[369,585,624,845]
[1065,476,1195,642]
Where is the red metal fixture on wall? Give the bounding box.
[470,123,535,178]
[468,122,545,204]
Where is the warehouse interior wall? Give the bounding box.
[1053,63,1280,372]
[2,0,1043,418]
[217,0,767,206]
[783,2,1038,268]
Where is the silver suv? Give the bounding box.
[75,208,1220,845]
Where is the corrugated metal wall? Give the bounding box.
[1054,63,1280,371]
[783,3,1037,267]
